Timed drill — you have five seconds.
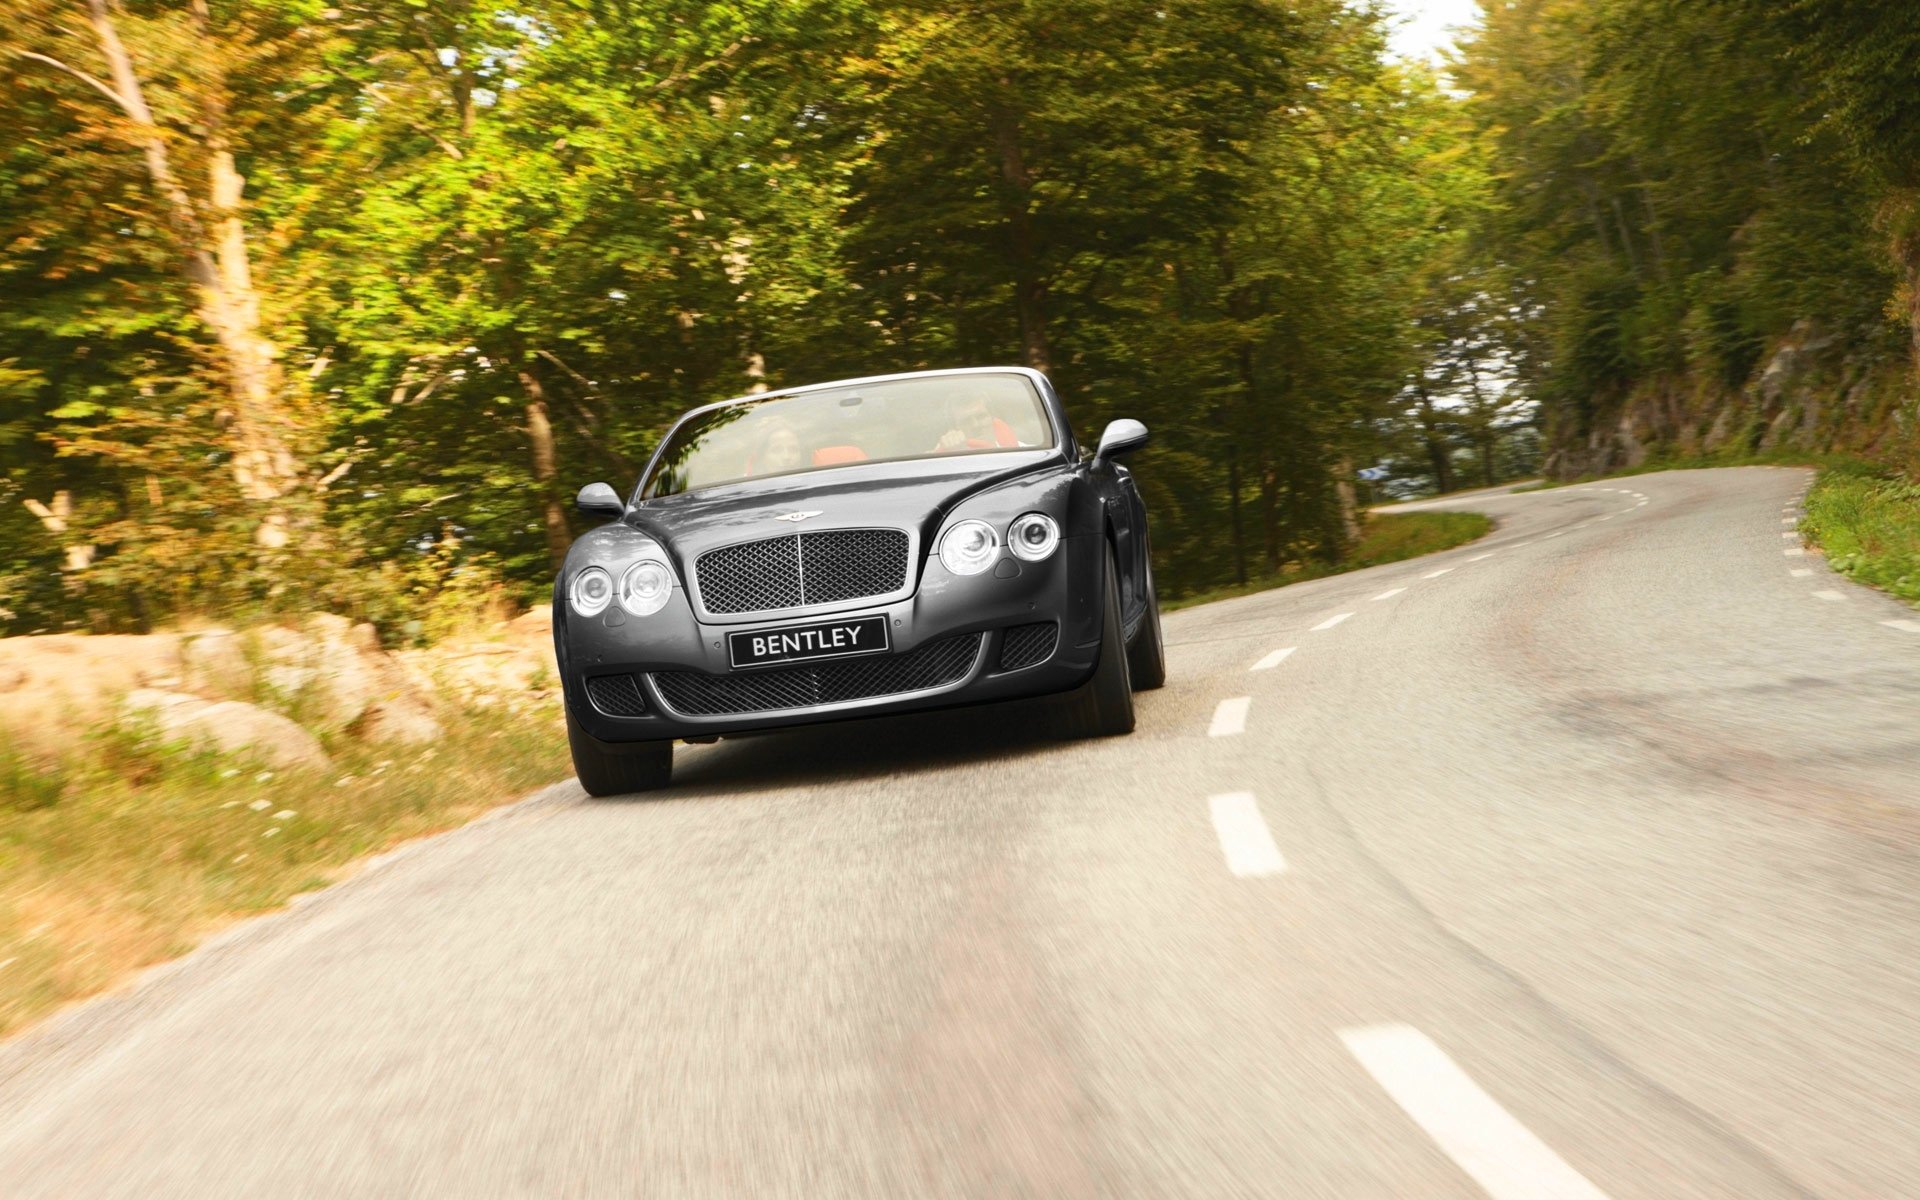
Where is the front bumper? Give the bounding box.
[557,534,1106,742]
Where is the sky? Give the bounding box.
[1381,0,1482,62]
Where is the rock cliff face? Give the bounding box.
[1543,323,1918,478]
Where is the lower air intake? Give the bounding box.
[998,622,1058,671]
[585,673,648,717]
[653,634,982,717]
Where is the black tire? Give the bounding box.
[566,705,673,796]
[1126,554,1167,691]
[1054,545,1136,738]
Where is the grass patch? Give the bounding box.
[1165,510,1493,612]
[1802,462,1920,608]
[0,704,568,1038]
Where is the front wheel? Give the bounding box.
[566,706,673,796]
[1053,545,1136,738]
[1126,554,1166,691]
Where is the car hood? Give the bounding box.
[625,451,1064,561]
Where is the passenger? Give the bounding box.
[934,394,1019,451]
[747,418,808,476]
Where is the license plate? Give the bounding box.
[729,616,890,669]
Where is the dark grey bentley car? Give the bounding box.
[553,366,1163,795]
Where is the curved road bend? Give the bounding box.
[4,466,1920,1198]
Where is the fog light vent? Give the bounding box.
[999,622,1058,671]
[585,673,647,717]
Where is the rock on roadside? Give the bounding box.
[123,690,330,771]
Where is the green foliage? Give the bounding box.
[1453,0,1915,473]
[1802,463,1920,608]
[0,0,1527,626]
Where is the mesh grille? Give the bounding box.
[653,634,981,717]
[998,622,1058,671]
[696,535,803,613]
[695,529,910,615]
[585,673,648,717]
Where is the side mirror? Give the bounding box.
[575,482,625,518]
[1092,418,1149,468]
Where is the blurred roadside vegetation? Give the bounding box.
[1803,463,1920,609]
[0,699,568,1038]
[1,0,1518,637]
[1455,0,1920,481]
[1,0,1914,626]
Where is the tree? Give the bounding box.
[6,1,323,541]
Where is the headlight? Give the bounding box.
[619,558,673,617]
[939,519,998,575]
[1007,512,1060,561]
[568,565,614,617]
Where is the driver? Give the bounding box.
[934,394,1020,451]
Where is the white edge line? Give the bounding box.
[1208,792,1286,877]
[1340,1025,1611,1200]
[1312,612,1354,631]
[1208,696,1251,737]
[1251,647,1296,671]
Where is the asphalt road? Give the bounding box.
[5,466,1920,1198]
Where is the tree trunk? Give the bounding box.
[1334,458,1362,548]
[22,493,96,572]
[1416,385,1455,493]
[521,371,573,569]
[90,0,303,539]
[1258,447,1280,574]
[991,103,1052,373]
[1227,449,1247,586]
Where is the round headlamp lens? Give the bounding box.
[619,559,673,616]
[1008,513,1060,561]
[569,565,613,617]
[939,519,998,576]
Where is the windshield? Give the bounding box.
[639,373,1056,499]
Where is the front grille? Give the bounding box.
[652,634,981,717]
[585,673,648,717]
[695,529,910,615]
[998,622,1058,671]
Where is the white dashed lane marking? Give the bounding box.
[1208,792,1287,878]
[1209,697,1251,737]
[1372,588,1406,602]
[1885,620,1920,634]
[1813,590,1847,602]
[1251,647,1295,671]
[1784,548,1805,557]
[1423,568,1454,579]
[1781,532,1799,539]
[1468,553,1495,562]
[1790,569,1812,578]
[1312,612,1354,631]
[1341,1025,1612,1200]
